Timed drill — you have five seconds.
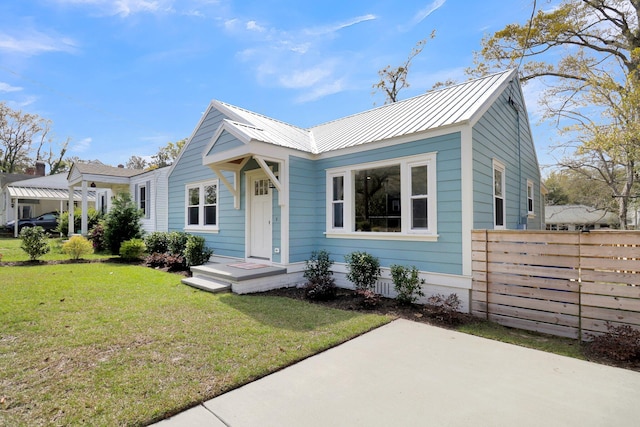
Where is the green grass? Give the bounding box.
[0,263,390,426]
[456,319,585,360]
[0,236,111,262]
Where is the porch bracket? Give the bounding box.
[253,155,285,206]
[211,166,240,210]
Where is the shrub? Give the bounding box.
[345,251,380,291]
[62,235,94,260]
[88,221,107,252]
[144,252,186,271]
[184,235,213,266]
[588,323,640,362]
[144,232,169,254]
[425,293,463,325]
[20,226,50,261]
[104,193,143,254]
[56,207,102,235]
[303,250,336,300]
[390,264,425,305]
[119,238,146,261]
[168,231,190,255]
[356,289,381,309]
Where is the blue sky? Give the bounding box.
[0,0,558,172]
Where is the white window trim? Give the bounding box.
[325,153,438,241]
[493,159,506,229]
[527,179,535,217]
[138,183,147,217]
[184,179,219,233]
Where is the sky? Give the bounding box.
[0,0,560,173]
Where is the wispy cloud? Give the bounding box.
[295,79,346,103]
[0,82,23,93]
[304,14,376,36]
[0,28,78,56]
[400,0,446,31]
[53,0,175,17]
[71,137,92,153]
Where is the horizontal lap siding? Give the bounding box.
[289,156,321,263]
[472,81,542,230]
[314,133,463,275]
[168,108,245,258]
[472,230,640,340]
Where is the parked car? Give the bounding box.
[5,212,60,233]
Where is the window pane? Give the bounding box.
[188,206,199,225]
[204,205,216,225]
[528,198,533,212]
[494,170,503,197]
[411,165,428,196]
[412,199,428,229]
[355,165,401,232]
[495,197,504,226]
[333,202,343,228]
[189,187,200,205]
[332,176,344,201]
[205,185,217,204]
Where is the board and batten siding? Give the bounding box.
[311,133,463,275]
[472,80,543,230]
[168,107,245,258]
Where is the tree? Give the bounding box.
[103,192,143,255]
[469,0,640,228]
[372,31,435,104]
[126,155,148,170]
[544,169,622,210]
[151,138,186,168]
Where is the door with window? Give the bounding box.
[249,174,272,259]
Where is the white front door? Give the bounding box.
[249,174,272,259]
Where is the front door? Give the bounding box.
[249,174,272,259]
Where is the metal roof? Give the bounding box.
[209,69,516,154]
[545,205,618,225]
[8,186,96,201]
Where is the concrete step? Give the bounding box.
[181,276,231,294]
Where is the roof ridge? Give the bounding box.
[215,100,308,132]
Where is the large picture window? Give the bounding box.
[185,180,218,230]
[326,154,437,239]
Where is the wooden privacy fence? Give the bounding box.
[472,230,640,340]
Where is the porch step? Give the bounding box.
[181,276,231,294]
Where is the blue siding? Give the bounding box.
[472,80,543,230]
[206,130,244,156]
[289,156,321,263]
[300,133,463,275]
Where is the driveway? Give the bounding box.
[154,319,640,427]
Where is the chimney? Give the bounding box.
[25,167,35,175]
[36,161,46,176]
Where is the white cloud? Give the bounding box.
[304,14,376,36]
[0,82,22,93]
[53,0,175,17]
[246,20,265,32]
[400,0,446,31]
[71,137,92,153]
[0,28,78,56]
[279,64,334,89]
[295,79,346,103]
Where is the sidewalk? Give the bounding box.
[154,319,640,427]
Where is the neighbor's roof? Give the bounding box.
[545,205,618,225]
[10,173,69,189]
[211,69,517,154]
[7,186,96,201]
[72,162,141,178]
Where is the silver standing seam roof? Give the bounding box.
[210,69,517,154]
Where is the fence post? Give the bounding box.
[484,229,489,320]
[578,231,582,341]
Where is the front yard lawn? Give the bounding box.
[0,236,112,263]
[0,263,390,426]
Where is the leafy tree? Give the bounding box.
[469,0,640,228]
[151,138,186,168]
[126,155,148,170]
[544,169,621,210]
[20,226,50,261]
[103,193,143,255]
[372,31,434,104]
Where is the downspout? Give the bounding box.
[508,90,524,229]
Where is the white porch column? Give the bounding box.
[81,180,88,235]
[12,197,18,237]
[68,185,74,236]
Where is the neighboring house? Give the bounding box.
[545,205,618,231]
[168,69,543,309]
[67,162,169,235]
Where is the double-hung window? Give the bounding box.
[185,180,218,231]
[493,160,506,228]
[326,153,437,240]
[527,180,534,216]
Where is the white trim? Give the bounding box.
[185,179,219,231]
[245,168,272,262]
[493,159,506,229]
[326,153,437,238]
[460,127,474,276]
[527,179,535,217]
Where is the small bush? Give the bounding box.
[588,323,640,362]
[303,250,337,300]
[168,231,190,255]
[356,289,382,309]
[62,235,94,260]
[119,238,146,261]
[56,208,102,235]
[20,226,50,261]
[104,193,143,255]
[144,232,169,254]
[184,235,213,266]
[425,293,462,325]
[391,264,425,305]
[144,252,186,271]
[345,251,380,291]
[88,221,107,252]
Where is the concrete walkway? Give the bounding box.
[153,319,640,427]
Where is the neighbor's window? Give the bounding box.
[527,180,534,216]
[493,160,505,228]
[139,184,147,216]
[185,180,218,230]
[326,154,437,238]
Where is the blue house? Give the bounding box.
[168,69,543,309]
